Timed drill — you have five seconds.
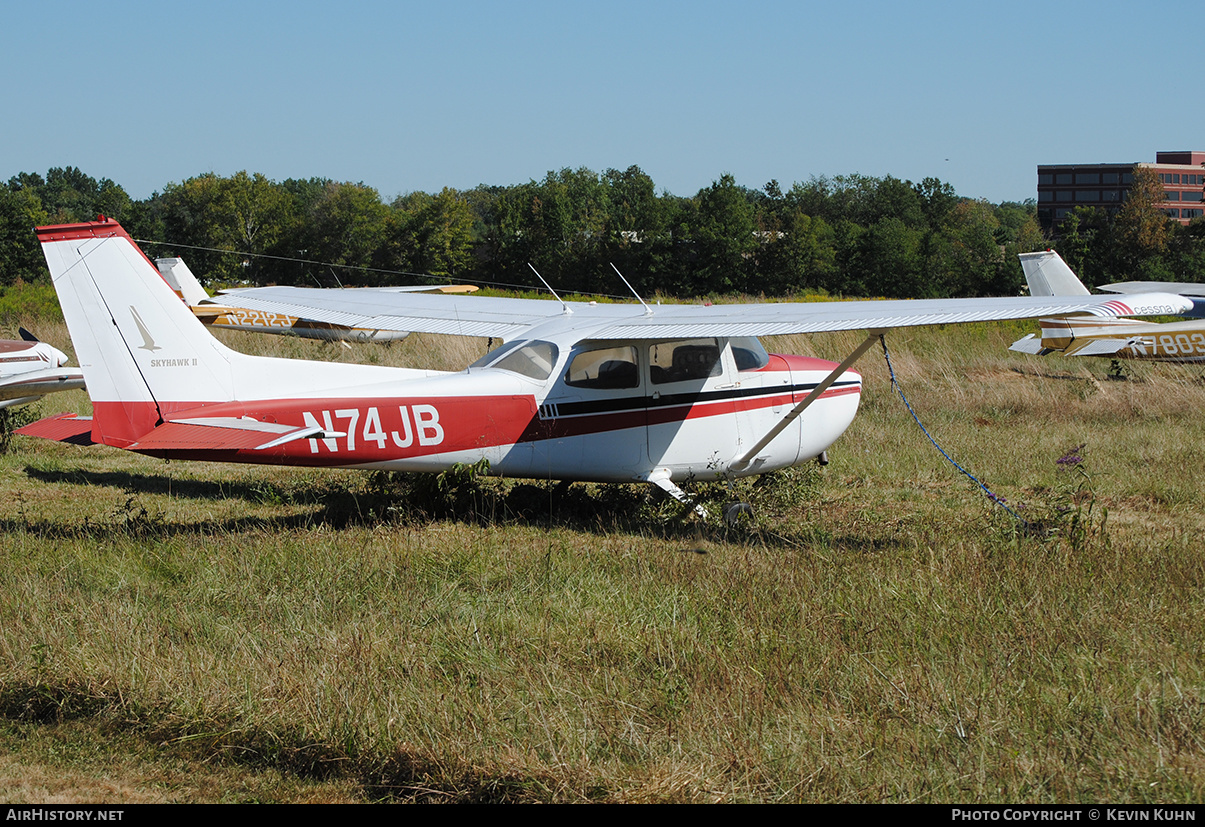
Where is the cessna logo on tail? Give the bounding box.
[129,306,161,352]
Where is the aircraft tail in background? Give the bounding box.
[1018,251,1091,297]
[155,256,211,307]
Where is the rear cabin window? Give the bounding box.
[649,339,723,385]
[565,346,639,389]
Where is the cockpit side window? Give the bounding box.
[565,346,639,389]
[470,340,559,381]
[648,338,723,385]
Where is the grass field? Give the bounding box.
[1,319,1203,803]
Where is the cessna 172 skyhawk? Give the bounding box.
[1009,250,1205,362]
[17,219,1191,514]
[155,256,477,343]
[0,328,85,410]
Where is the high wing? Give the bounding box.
[207,284,1191,343]
[1100,281,1205,298]
[1099,281,1205,319]
[155,257,479,342]
[0,365,86,409]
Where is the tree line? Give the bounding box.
[1,165,1201,300]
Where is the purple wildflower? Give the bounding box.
[1056,443,1086,467]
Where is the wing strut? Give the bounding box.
[730,329,885,474]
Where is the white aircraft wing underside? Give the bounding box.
[0,367,86,399]
[1101,282,1205,298]
[210,287,1192,341]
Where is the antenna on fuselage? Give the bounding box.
[610,263,653,316]
[528,264,572,315]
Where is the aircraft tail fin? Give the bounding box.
[36,219,419,449]
[155,257,211,307]
[1019,251,1091,297]
[36,219,241,447]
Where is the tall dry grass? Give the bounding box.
[1,320,1204,802]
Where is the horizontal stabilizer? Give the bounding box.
[16,412,96,445]
[1008,334,1047,355]
[1067,338,1131,357]
[129,416,346,452]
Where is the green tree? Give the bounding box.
[934,199,1005,296]
[600,166,666,293]
[0,185,50,285]
[158,173,241,282]
[303,182,390,285]
[855,217,924,297]
[755,208,837,294]
[1116,165,1173,261]
[7,167,131,226]
[683,173,757,294]
[388,188,475,278]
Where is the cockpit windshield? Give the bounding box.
[469,340,559,381]
[730,336,770,371]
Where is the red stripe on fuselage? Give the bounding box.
[86,380,859,467]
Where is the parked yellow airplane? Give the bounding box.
[155,257,477,343]
[1009,251,1205,362]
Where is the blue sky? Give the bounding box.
[3,0,1199,203]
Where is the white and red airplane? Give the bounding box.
[155,256,477,343]
[18,219,1191,514]
[0,328,85,410]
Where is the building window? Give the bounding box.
[1076,191,1100,201]
[1102,190,1121,202]
[1038,174,1053,185]
[1165,191,1181,201]
[1103,172,1120,184]
[1056,191,1073,202]
[1183,191,1203,202]
[1038,191,1053,202]
[1056,173,1073,185]
[1075,173,1100,184]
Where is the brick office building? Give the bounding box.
[1037,150,1205,233]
